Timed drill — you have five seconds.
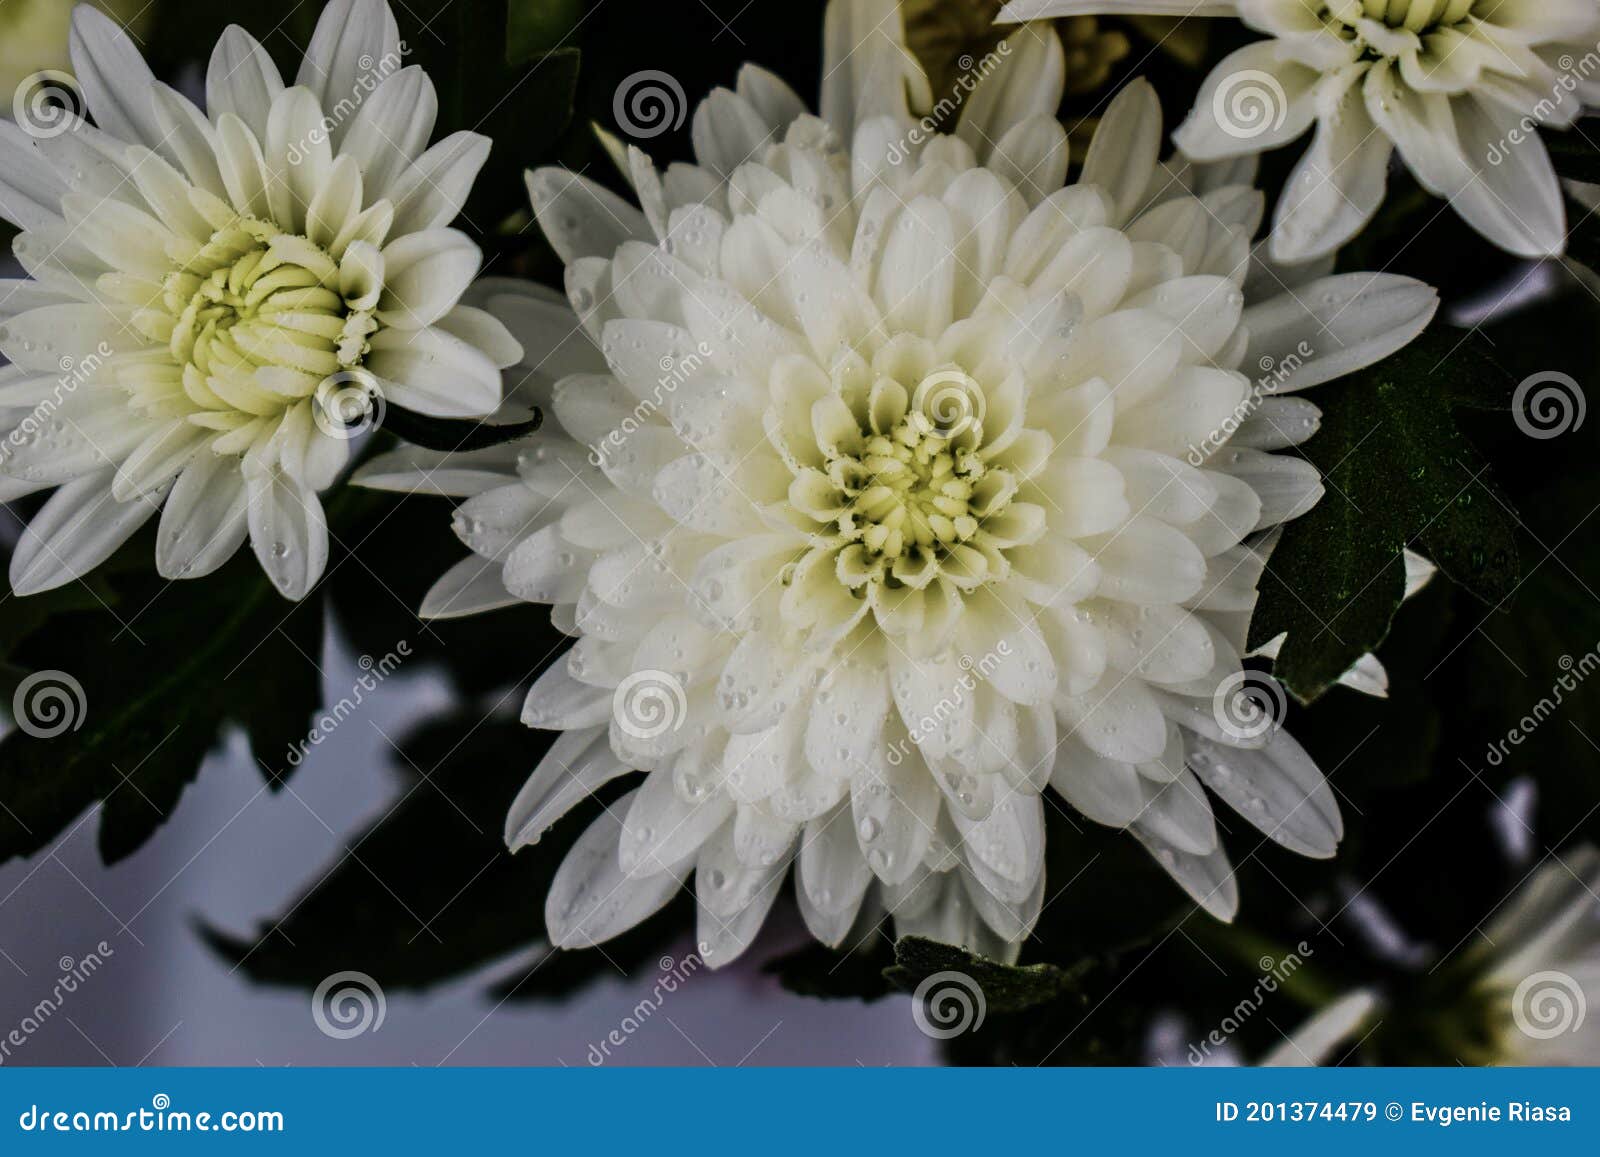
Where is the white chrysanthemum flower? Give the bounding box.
[1267,847,1600,1065]
[0,0,519,598]
[1002,0,1600,261]
[360,0,1438,965]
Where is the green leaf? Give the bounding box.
[0,550,323,865]
[1429,395,1600,844]
[465,47,583,229]
[398,1,583,231]
[379,405,541,453]
[884,936,1089,1014]
[508,0,584,61]
[0,571,121,670]
[1249,327,1522,702]
[765,937,897,1002]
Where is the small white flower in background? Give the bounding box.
[1001,0,1600,262]
[1467,844,1600,1064]
[1266,847,1600,1065]
[1260,990,1380,1065]
[360,0,1438,966]
[0,0,519,599]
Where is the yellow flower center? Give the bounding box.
[129,216,381,434]
[156,218,374,380]
[817,369,1015,592]
[1330,0,1477,40]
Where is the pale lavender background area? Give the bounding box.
[0,629,936,1068]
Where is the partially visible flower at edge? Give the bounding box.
[1266,845,1600,1065]
[1260,989,1381,1065]
[0,0,520,598]
[999,0,1600,263]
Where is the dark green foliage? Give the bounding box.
[1250,329,1522,702]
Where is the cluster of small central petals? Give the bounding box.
[1330,0,1477,53]
[130,214,381,440]
[1339,0,1475,33]
[792,363,1019,594]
